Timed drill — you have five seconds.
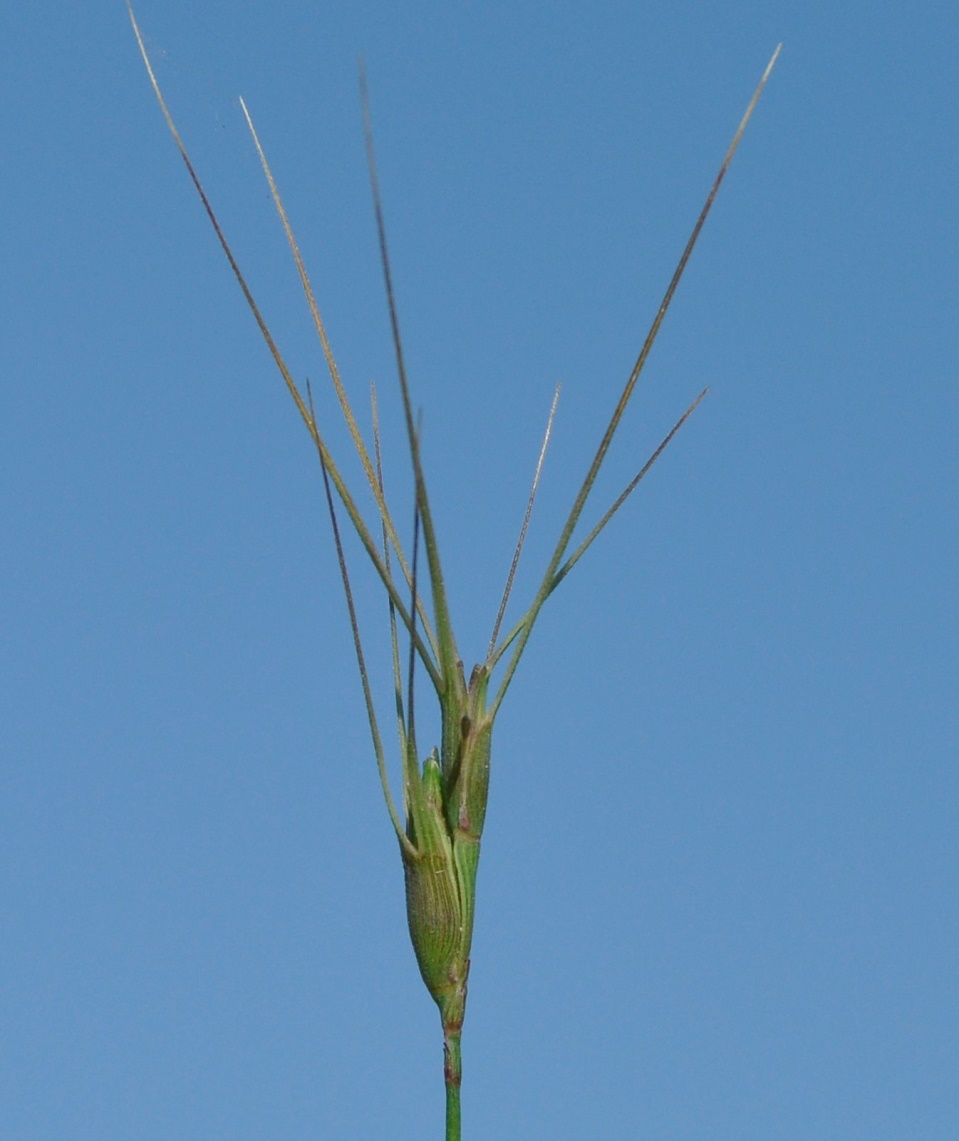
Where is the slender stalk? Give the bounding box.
[444,1022,462,1141]
[438,970,467,1141]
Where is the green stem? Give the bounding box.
[443,1017,462,1141]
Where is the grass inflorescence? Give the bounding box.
[128,7,778,1135]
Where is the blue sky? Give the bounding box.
[2,1,957,1137]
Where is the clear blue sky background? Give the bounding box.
[2,2,956,1137]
